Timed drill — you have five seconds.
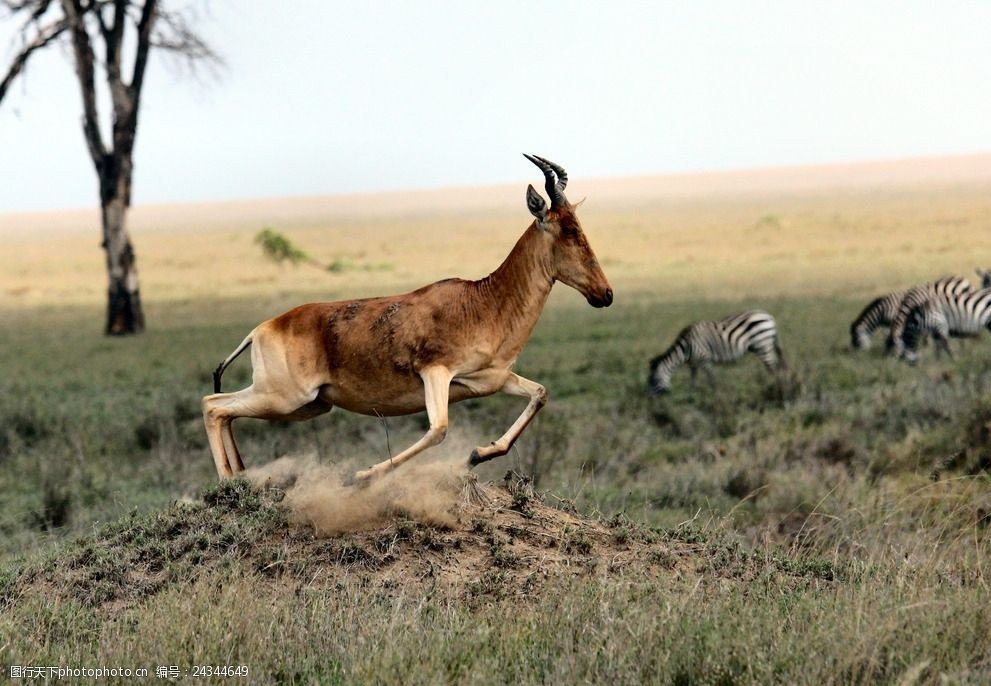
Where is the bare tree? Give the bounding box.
[0,0,218,334]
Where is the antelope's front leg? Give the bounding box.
[355,366,453,482]
[469,373,547,467]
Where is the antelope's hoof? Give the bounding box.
[468,449,483,467]
[350,469,376,486]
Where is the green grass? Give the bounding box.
[1,292,990,683]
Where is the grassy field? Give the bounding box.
[2,156,991,684]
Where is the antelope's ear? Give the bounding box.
[526,184,548,227]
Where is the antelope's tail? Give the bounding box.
[213,332,254,393]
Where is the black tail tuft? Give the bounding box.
[213,364,224,393]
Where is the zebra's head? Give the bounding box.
[647,355,672,395]
[850,323,871,351]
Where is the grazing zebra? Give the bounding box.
[901,287,991,362]
[850,290,906,350]
[647,310,784,394]
[885,276,973,357]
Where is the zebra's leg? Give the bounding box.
[756,342,788,396]
[884,330,899,357]
[772,340,788,372]
[934,334,952,359]
[931,317,952,359]
[689,364,699,389]
[702,364,717,388]
[751,340,781,374]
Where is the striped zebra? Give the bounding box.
[885,276,973,357]
[850,291,906,350]
[647,310,784,394]
[901,287,991,362]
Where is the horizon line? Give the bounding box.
[4,150,991,219]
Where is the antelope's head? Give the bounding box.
[524,154,613,308]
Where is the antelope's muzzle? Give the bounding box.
[588,287,613,308]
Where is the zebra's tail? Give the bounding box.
[774,339,789,372]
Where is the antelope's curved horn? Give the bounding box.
[523,153,569,208]
[532,155,567,191]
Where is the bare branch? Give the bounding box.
[92,0,109,36]
[0,1,42,15]
[0,17,65,107]
[151,8,219,66]
[104,0,130,121]
[29,0,51,18]
[59,0,106,168]
[127,0,154,99]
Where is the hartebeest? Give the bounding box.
[202,155,613,481]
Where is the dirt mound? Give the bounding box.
[0,473,687,611]
[0,469,840,613]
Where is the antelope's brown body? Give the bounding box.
[202,155,612,481]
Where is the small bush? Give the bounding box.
[255,228,309,266]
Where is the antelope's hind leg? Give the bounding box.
[202,387,330,479]
[222,420,244,473]
[203,392,237,479]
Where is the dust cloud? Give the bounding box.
[243,452,471,536]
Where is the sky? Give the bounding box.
[1,1,990,212]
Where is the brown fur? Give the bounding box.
[202,196,612,481]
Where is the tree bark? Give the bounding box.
[101,182,144,335]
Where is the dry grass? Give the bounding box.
[2,154,991,683]
[3,154,991,311]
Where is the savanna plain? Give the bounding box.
[2,156,991,684]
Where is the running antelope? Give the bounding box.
[202,155,613,481]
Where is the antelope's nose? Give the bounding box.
[587,287,613,308]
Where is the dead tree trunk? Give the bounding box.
[101,189,144,335]
[1,0,218,336]
[63,0,157,335]
[98,117,144,334]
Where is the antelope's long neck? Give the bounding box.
[474,224,555,355]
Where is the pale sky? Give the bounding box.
[1,1,990,212]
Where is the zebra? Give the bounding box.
[900,287,991,362]
[885,276,973,357]
[647,310,785,394]
[850,290,906,350]
[976,268,991,289]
